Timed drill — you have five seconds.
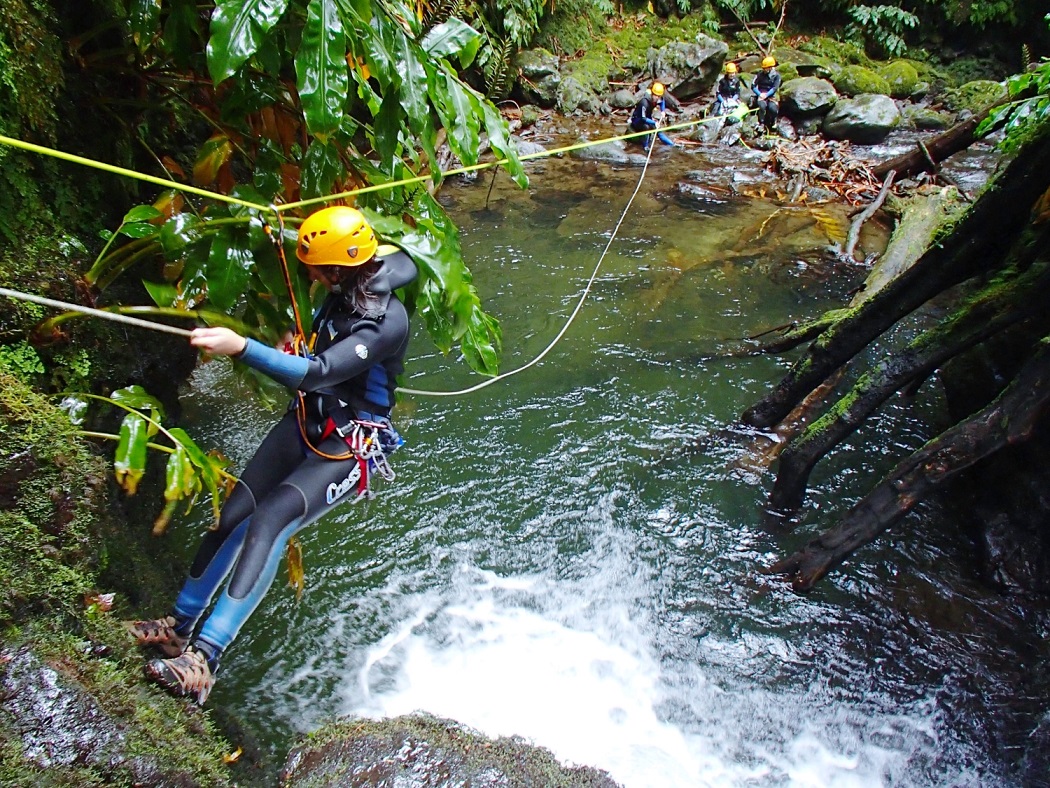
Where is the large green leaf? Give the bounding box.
[386,26,429,136]
[205,228,254,310]
[477,97,527,189]
[111,385,165,428]
[296,0,347,138]
[374,89,404,164]
[461,308,501,375]
[421,18,481,68]
[114,412,149,496]
[207,0,291,84]
[129,0,161,52]
[300,138,343,199]
[433,72,481,166]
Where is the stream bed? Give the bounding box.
[176,132,1049,786]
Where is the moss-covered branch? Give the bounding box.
[769,336,1050,591]
[742,129,1050,429]
[769,251,1050,518]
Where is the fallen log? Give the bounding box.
[742,131,1050,429]
[768,255,1050,518]
[871,96,1007,182]
[768,335,1050,591]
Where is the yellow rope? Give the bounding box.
[0,134,270,211]
[1,108,758,395]
[0,112,748,213]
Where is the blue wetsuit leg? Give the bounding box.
[172,412,304,630]
[194,428,371,658]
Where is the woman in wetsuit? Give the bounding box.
[128,205,417,703]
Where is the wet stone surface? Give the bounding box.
[280,714,621,788]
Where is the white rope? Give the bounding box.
[398,139,659,397]
[0,287,194,337]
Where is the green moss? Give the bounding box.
[287,713,616,787]
[942,79,1007,113]
[798,36,873,68]
[878,61,919,98]
[832,64,892,97]
[0,372,238,786]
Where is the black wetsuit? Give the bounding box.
[170,248,417,666]
[713,74,741,115]
[751,69,782,130]
[629,93,675,149]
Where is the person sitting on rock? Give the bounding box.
[629,81,677,152]
[750,56,782,132]
[713,62,742,118]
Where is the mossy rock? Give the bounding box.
[900,105,955,131]
[942,80,1007,114]
[0,373,241,786]
[281,714,620,787]
[878,61,919,99]
[832,65,891,98]
[797,36,872,68]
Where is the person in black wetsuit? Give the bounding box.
[127,205,417,703]
[712,62,741,117]
[629,81,677,151]
[750,56,782,132]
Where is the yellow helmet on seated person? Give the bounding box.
[650,81,665,96]
[725,62,738,74]
[761,56,777,68]
[296,206,378,267]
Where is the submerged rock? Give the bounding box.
[280,713,620,787]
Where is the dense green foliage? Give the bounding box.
[78,0,530,377]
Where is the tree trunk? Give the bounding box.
[768,336,1050,591]
[741,135,1050,429]
[850,186,966,308]
[769,254,1050,517]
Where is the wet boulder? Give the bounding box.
[822,94,900,144]
[646,36,728,101]
[781,77,838,119]
[513,49,561,108]
[832,64,891,97]
[942,79,1007,115]
[280,714,621,788]
[559,76,600,114]
[0,647,217,786]
[901,104,955,131]
[570,136,647,165]
[607,89,637,110]
[877,60,920,99]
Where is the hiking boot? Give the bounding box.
[125,615,188,657]
[145,646,215,704]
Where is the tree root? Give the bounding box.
[767,336,1050,591]
[768,255,1050,519]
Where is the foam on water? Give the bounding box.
[336,552,950,787]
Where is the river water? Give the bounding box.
[177,133,1049,786]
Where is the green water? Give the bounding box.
[175,146,1047,786]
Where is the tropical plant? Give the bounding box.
[977,16,1050,152]
[78,0,530,378]
[64,386,235,535]
[845,4,919,57]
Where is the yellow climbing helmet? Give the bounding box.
[761,56,777,68]
[296,206,378,267]
[650,81,665,96]
[725,62,738,74]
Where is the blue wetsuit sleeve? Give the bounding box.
[238,338,310,389]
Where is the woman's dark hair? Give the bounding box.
[319,259,385,318]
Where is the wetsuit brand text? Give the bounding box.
[326,465,362,504]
